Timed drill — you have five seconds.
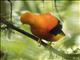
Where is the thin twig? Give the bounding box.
[8,0,12,22]
[54,0,63,22]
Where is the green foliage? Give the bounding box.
[1,0,80,60]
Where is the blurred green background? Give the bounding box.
[0,0,80,60]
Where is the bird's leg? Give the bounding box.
[38,38,42,47]
[47,41,52,47]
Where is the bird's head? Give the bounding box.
[20,12,35,25]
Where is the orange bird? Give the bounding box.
[20,12,65,42]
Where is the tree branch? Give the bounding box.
[1,18,79,59]
[0,18,65,56]
[0,18,47,46]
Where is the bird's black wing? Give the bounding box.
[49,21,65,35]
